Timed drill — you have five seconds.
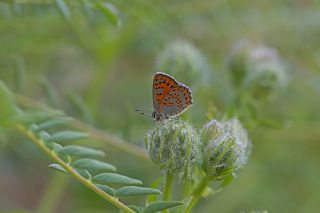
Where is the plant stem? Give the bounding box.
[163,172,174,201]
[183,176,210,213]
[162,171,174,213]
[16,124,135,213]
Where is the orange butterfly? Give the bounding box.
[152,72,193,121]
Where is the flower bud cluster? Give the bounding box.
[146,117,251,180]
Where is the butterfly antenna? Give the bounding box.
[135,109,145,115]
[135,108,153,116]
[135,109,151,115]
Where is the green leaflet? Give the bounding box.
[52,142,63,152]
[115,186,161,197]
[94,1,121,27]
[35,118,72,131]
[13,56,25,92]
[72,158,116,172]
[38,77,60,108]
[67,92,94,125]
[48,131,89,142]
[95,184,116,196]
[128,205,144,213]
[93,173,143,186]
[48,163,68,174]
[58,145,105,157]
[75,169,92,180]
[0,80,17,127]
[143,201,184,213]
[19,110,64,124]
[55,0,71,20]
[42,139,63,152]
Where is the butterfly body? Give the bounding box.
[152,72,193,122]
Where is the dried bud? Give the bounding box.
[156,40,210,88]
[201,118,251,179]
[145,120,200,179]
[229,40,287,99]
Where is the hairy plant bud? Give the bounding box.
[156,40,210,88]
[145,120,200,179]
[201,118,251,179]
[229,40,287,99]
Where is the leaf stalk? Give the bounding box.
[15,124,135,213]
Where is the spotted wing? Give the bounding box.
[153,72,177,114]
[153,72,193,118]
[164,81,193,117]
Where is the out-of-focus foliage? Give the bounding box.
[1,0,320,212]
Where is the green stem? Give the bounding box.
[16,124,135,213]
[163,172,174,201]
[162,172,174,213]
[183,176,211,213]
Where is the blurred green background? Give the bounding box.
[0,0,320,212]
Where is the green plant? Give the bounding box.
[0,81,184,213]
[0,77,254,213]
[0,1,299,212]
[0,35,288,212]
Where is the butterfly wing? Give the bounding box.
[153,72,176,114]
[153,72,192,119]
[164,81,192,117]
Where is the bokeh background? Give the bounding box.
[0,0,320,212]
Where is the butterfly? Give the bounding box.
[152,72,193,122]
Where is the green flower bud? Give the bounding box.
[229,40,287,99]
[156,40,210,88]
[201,118,251,179]
[145,120,200,179]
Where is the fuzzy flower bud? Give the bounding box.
[201,118,251,179]
[156,40,210,88]
[145,120,200,179]
[229,40,287,99]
